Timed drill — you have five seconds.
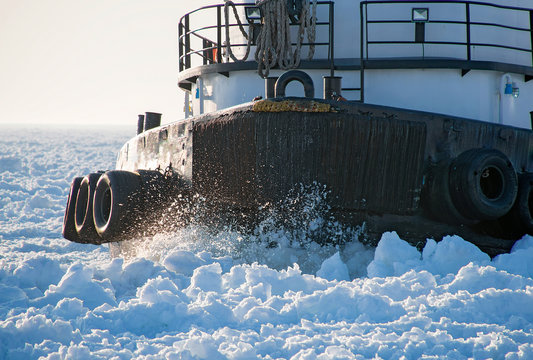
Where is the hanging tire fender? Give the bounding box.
[422,160,476,225]
[74,172,103,242]
[448,148,518,221]
[62,176,83,242]
[513,172,533,234]
[93,170,144,241]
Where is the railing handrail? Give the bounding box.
[360,0,533,13]
[359,0,533,102]
[360,1,533,59]
[178,1,334,73]
[366,19,530,33]
[178,3,254,26]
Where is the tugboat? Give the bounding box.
[63,0,533,257]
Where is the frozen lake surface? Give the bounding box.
[0,124,532,359]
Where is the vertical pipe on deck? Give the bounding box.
[265,77,277,99]
[137,115,145,135]
[185,92,191,119]
[198,77,204,115]
[144,112,162,131]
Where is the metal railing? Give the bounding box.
[178,2,335,73]
[360,0,533,101]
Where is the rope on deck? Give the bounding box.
[224,0,317,78]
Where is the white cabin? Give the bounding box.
[177,0,533,129]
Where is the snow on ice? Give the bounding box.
[0,124,532,359]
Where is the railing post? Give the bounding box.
[365,3,369,61]
[530,10,533,66]
[185,14,191,69]
[360,2,365,103]
[329,1,335,78]
[466,3,471,61]
[203,39,208,65]
[179,22,184,72]
[217,6,223,63]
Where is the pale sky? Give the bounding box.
[0,0,201,127]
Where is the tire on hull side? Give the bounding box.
[74,172,103,243]
[93,170,143,242]
[500,172,533,237]
[62,176,83,242]
[515,173,533,234]
[422,159,476,225]
[449,148,518,221]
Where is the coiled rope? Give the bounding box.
[255,0,317,78]
[224,0,317,78]
[224,1,252,62]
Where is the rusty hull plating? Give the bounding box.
[98,98,532,256]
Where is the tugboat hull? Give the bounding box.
[67,98,530,256]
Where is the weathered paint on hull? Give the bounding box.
[112,98,533,256]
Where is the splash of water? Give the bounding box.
[118,183,374,278]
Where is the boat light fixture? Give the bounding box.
[504,81,519,98]
[412,8,429,22]
[245,7,262,23]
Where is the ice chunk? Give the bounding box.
[316,252,350,281]
[367,232,421,277]
[422,235,490,276]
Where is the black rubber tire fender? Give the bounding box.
[513,172,533,234]
[422,160,476,225]
[74,172,103,241]
[274,70,315,98]
[449,148,518,221]
[93,170,143,241]
[62,176,83,242]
